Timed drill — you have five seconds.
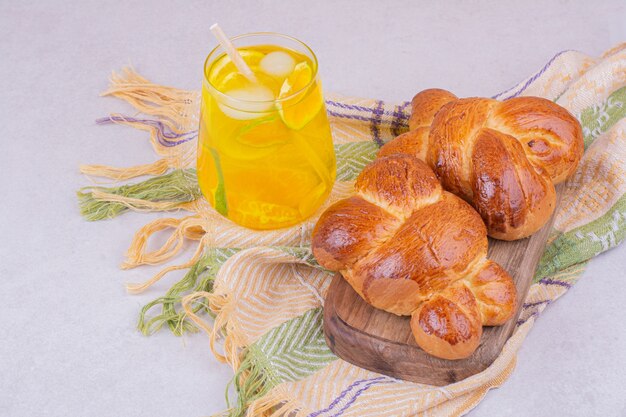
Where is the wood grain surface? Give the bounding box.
[323,185,565,386]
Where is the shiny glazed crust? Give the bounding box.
[379,89,583,240]
[312,155,517,360]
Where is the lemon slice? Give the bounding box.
[237,116,291,148]
[217,116,290,161]
[216,72,248,91]
[277,62,324,130]
[208,50,265,86]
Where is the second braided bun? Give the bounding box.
[379,89,584,240]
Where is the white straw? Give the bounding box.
[210,23,258,83]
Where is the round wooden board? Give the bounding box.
[323,186,564,386]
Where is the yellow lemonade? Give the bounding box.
[197,37,336,229]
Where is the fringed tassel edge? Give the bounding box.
[182,289,245,368]
[231,361,307,417]
[126,237,206,294]
[136,248,239,336]
[80,158,177,181]
[246,385,309,417]
[77,168,201,221]
[102,67,198,132]
[122,215,205,269]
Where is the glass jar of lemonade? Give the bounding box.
[197,33,336,230]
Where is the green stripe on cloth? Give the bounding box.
[579,86,626,148]
[253,307,336,382]
[229,308,336,417]
[535,193,626,280]
[275,246,323,269]
[545,260,589,285]
[335,141,379,181]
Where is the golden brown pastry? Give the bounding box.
[378,89,584,240]
[312,154,517,360]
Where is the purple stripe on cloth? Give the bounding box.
[390,101,412,137]
[306,377,389,417]
[515,279,572,326]
[326,110,376,123]
[307,376,395,417]
[522,299,551,309]
[327,109,410,129]
[538,278,572,288]
[517,310,540,327]
[370,100,385,147]
[493,49,575,100]
[516,290,571,326]
[96,115,197,147]
[326,100,410,121]
[330,379,395,417]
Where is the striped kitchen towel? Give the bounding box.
[77,43,626,416]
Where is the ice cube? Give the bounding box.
[260,51,296,78]
[219,85,275,120]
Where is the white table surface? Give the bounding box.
[1,1,625,416]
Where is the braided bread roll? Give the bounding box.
[312,154,516,360]
[379,89,584,240]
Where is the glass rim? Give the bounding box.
[203,32,319,105]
